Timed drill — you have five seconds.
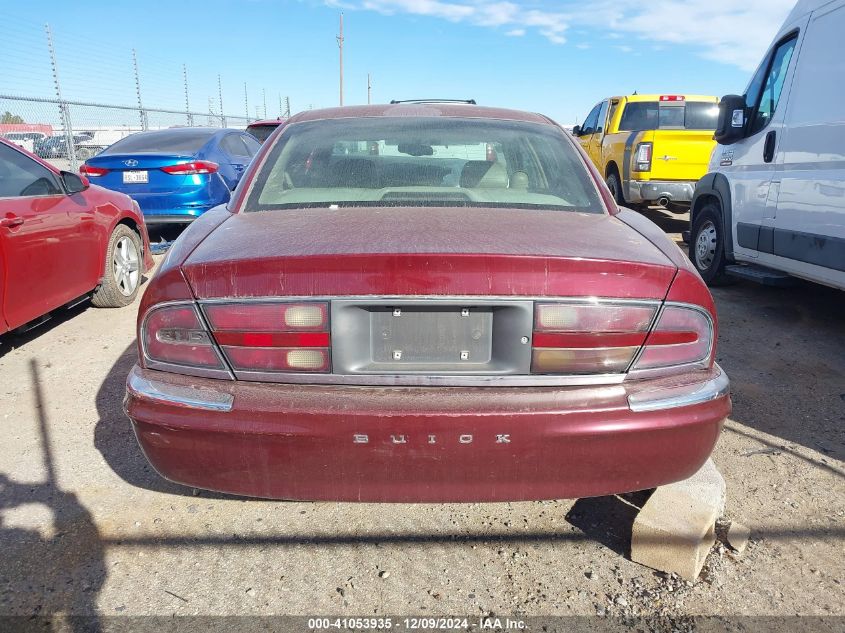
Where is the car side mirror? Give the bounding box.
[61,171,89,194]
[571,125,582,137]
[714,94,747,145]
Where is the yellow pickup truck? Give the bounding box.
[573,94,719,211]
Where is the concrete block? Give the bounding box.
[726,521,750,554]
[630,459,725,582]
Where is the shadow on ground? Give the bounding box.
[93,342,233,499]
[0,360,105,631]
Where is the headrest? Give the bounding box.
[509,171,529,189]
[460,161,509,188]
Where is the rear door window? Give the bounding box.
[243,134,261,156]
[222,134,250,158]
[0,143,62,197]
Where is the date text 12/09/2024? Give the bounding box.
[307,617,527,630]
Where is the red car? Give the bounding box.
[125,103,730,502]
[0,139,153,334]
[246,118,285,143]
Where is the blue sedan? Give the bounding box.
[80,127,260,224]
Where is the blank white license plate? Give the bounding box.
[123,170,148,184]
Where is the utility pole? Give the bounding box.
[45,24,77,169]
[285,96,291,118]
[262,89,267,119]
[337,13,344,106]
[218,74,226,127]
[244,82,249,120]
[132,49,148,131]
[367,73,372,105]
[183,64,193,125]
[279,93,283,118]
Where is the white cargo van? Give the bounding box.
[689,0,845,290]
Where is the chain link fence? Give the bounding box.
[1,17,291,171]
[1,95,254,171]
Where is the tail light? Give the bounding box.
[79,164,109,177]
[630,304,713,374]
[531,302,657,374]
[203,302,330,373]
[531,301,714,376]
[486,143,497,162]
[141,304,227,374]
[161,161,219,175]
[633,142,652,172]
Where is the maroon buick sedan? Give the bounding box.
[125,103,730,502]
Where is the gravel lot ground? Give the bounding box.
[1,210,843,630]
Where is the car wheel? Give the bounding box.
[76,147,92,160]
[690,203,732,286]
[91,224,143,308]
[606,169,625,205]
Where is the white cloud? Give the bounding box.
[326,0,796,69]
[328,0,570,44]
[602,0,796,70]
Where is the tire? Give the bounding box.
[606,169,625,206]
[91,224,143,308]
[76,147,92,160]
[689,202,733,286]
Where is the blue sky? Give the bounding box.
[2,0,795,124]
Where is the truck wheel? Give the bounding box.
[91,225,143,308]
[606,170,625,205]
[690,203,732,286]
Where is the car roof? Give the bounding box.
[248,119,285,127]
[286,104,552,126]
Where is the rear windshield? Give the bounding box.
[245,117,603,213]
[102,129,217,154]
[618,101,719,131]
[246,124,278,143]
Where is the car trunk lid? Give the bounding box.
[181,206,677,300]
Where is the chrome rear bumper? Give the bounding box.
[126,364,729,414]
[626,180,696,205]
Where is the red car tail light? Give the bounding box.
[204,303,327,331]
[142,304,226,370]
[161,161,219,175]
[203,302,331,373]
[79,164,109,177]
[531,302,657,375]
[630,304,713,372]
[223,347,331,372]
